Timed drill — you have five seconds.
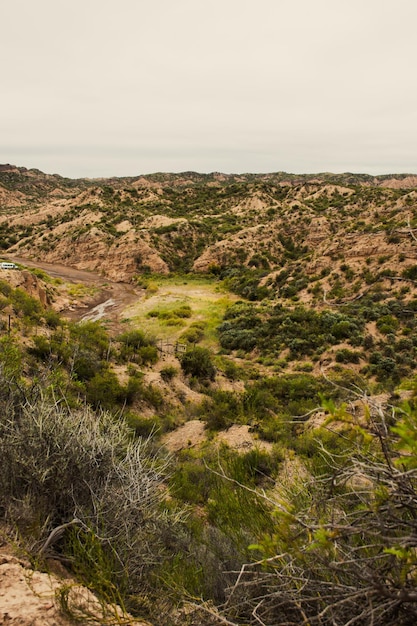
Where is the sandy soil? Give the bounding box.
[163,421,273,453]
[0,550,148,626]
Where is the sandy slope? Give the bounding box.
[0,551,148,626]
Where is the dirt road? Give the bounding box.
[4,255,143,328]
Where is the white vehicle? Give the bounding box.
[0,262,18,270]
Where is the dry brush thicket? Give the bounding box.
[0,369,175,613]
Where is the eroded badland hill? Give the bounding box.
[2,165,417,291]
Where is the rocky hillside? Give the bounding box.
[1,164,417,294]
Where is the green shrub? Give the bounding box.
[118,329,157,363]
[201,390,243,431]
[86,370,125,409]
[11,288,43,321]
[180,346,216,381]
[140,383,164,409]
[179,321,205,344]
[125,412,161,437]
[124,375,143,405]
[0,295,9,311]
[28,336,52,361]
[72,353,103,382]
[253,415,293,443]
[44,309,61,328]
[204,448,275,542]
[174,304,192,318]
[160,365,178,382]
[70,321,110,359]
[0,335,23,379]
[0,280,12,297]
[147,304,192,323]
[117,329,155,355]
[376,314,399,335]
[231,447,277,485]
[219,303,365,359]
[402,264,417,280]
[118,329,154,349]
[137,345,158,365]
[170,459,211,505]
[244,374,334,420]
[331,320,355,340]
[335,348,361,364]
[222,359,243,380]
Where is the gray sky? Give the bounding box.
[2,0,417,178]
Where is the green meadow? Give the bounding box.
[123,275,237,345]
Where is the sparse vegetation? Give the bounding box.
[3,168,417,624]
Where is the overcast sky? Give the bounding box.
[2,0,417,178]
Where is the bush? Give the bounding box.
[179,321,205,344]
[0,381,173,611]
[125,412,161,437]
[335,348,361,363]
[402,264,417,280]
[231,448,277,485]
[70,321,110,359]
[86,370,125,409]
[11,288,43,321]
[222,359,243,381]
[170,459,212,505]
[140,383,164,409]
[0,280,12,297]
[0,336,23,379]
[160,365,178,382]
[180,346,216,381]
[137,345,159,365]
[147,305,192,323]
[118,329,155,362]
[218,303,365,359]
[44,309,61,328]
[201,390,243,431]
[117,329,158,365]
[72,353,103,382]
[376,314,399,335]
[28,336,53,361]
[119,329,153,347]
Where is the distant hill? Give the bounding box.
[1,165,417,302]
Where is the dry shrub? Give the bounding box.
[0,370,173,610]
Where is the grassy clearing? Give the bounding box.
[123,275,237,345]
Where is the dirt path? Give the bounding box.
[4,255,111,285]
[5,255,143,330]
